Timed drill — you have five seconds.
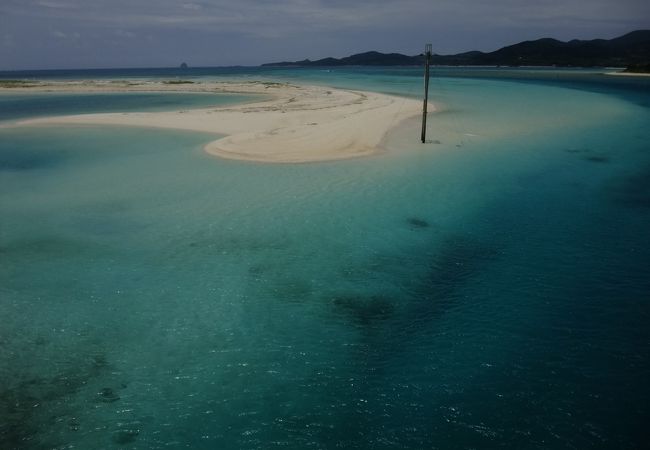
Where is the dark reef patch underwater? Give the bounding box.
[608,163,650,208]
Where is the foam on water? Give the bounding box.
[1,70,649,449]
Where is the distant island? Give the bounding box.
[263,30,650,70]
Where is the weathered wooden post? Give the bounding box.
[421,43,432,143]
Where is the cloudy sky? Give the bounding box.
[1,0,648,70]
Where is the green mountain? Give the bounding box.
[262,30,650,68]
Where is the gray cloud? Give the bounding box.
[1,0,648,70]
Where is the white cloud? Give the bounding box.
[51,29,81,39]
[182,3,202,10]
[115,29,136,38]
[37,1,74,9]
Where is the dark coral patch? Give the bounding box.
[113,428,139,444]
[332,295,395,325]
[584,155,610,163]
[608,164,650,208]
[98,387,120,403]
[407,217,430,228]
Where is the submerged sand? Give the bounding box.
[2,80,426,163]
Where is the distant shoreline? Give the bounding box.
[1,80,424,164]
[605,71,650,77]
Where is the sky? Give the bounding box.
[1,0,649,70]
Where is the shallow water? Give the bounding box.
[1,69,649,449]
[0,92,258,123]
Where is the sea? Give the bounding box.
[0,66,649,449]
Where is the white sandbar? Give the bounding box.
[3,80,426,163]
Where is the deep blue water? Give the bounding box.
[0,68,649,449]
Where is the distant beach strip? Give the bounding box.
[2,80,425,163]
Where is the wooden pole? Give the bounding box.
[421,44,432,143]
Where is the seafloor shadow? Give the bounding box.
[0,150,66,172]
[0,352,115,449]
[329,232,500,338]
[607,164,650,208]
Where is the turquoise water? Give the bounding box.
[1,69,649,449]
[0,92,258,123]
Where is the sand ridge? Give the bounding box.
[2,80,426,163]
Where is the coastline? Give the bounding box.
[604,71,650,77]
[1,80,424,163]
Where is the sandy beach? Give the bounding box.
[2,80,425,163]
